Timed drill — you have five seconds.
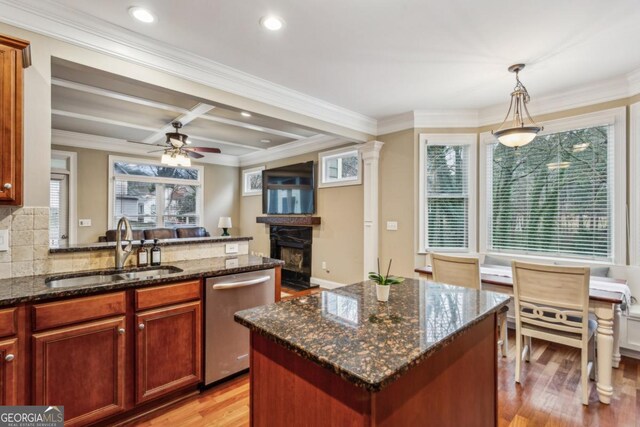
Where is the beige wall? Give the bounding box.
[240,149,364,285]
[52,145,239,244]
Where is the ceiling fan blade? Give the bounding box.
[127,140,166,147]
[186,146,222,153]
[186,151,205,159]
[147,149,166,153]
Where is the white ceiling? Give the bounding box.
[43,0,640,119]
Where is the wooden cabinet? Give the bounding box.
[32,317,127,426]
[135,300,202,404]
[0,35,29,206]
[0,338,18,405]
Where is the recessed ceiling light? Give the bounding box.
[241,111,252,118]
[129,6,156,23]
[260,139,271,144]
[260,15,284,31]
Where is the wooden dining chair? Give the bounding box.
[511,261,596,405]
[430,253,508,358]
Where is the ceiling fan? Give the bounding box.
[130,121,221,166]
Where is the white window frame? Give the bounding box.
[479,107,626,265]
[318,146,362,188]
[108,155,204,229]
[630,102,640,265]
[50,150,77,244]
[242,165,265,196]
[418,133,477,254]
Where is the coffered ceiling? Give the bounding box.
[51,58,326,163]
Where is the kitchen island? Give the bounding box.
[235,278,510,427]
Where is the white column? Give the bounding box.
[359,141,384,279]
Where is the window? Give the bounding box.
[109,156,203,230]
[481,108,626,262]
[319,147,361,187]
[50,150,76,246]
[419,134,477,252]
[242,166,264,196]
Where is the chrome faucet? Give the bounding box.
[115,217,133,270]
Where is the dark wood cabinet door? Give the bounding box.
[32,317,126,427]
[0,338,18,406]
[135,301,202,404]
[0,39,23,205]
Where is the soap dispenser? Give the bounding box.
[151,238,162,266]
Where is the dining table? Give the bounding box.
[415,264,631,405]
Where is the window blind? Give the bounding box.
[425,144,469,250]
[487,125,613,260]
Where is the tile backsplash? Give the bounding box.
[0,207,249,280]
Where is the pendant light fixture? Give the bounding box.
[492,64,543,148]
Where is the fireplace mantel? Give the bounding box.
[257,216,321,226]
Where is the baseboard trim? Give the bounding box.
[310,277,346,289]
[620,347,640,360]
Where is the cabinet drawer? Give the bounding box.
[135,281,201,311]
[0,308,17,338]
[32,292,126,332]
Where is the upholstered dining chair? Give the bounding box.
[430,253,509,358]
[511,261,596,405]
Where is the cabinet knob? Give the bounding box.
[138,323,145,330]
[118,328,125,335]
[2,183,11,190]
[4,354,14,362]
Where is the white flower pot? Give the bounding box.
[376,284,390,302]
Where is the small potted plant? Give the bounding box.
[368,259,404,302]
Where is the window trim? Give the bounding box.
[108,155,204,230]
[242,165,265,196]
[318,146,362,188]
[630,102,640,265]
[418,133,477,254]
[51,150,77,245]
[479,107,626,264]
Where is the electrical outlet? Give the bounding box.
[225,258,239,268]
[225,243,239,254]
[322,261,327,270]
[386,221,398,231]
[0,229,8,251]
[79,219,92,227]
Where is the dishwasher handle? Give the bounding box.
[212,275,271,290]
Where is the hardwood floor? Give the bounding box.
[133,329,639,427]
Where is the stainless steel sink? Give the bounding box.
[45,266,183,288]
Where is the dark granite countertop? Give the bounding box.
[235,278,510,392]
[49,236,253,253]
[0,255,283,307]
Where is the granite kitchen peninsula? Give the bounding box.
[235,278,510,426]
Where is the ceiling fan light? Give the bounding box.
[161,153,178,166]
[493,126,541,148]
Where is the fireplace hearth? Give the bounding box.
[270,225,314,289]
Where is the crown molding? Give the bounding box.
[51,129,241,167]
[378,69,640,133]
[239,134,349,167]
[0,0,377,136]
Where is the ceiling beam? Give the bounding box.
[51,108,264,151]
[197,114,306,140]
[52,109,159,132]
[52,77,189,114]
[187,134,265,151]
[142,103,215,144]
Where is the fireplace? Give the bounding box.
[270,225,313,289]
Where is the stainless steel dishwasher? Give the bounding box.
[205,268,275,385]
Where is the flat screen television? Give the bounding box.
[262,161,315,214]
